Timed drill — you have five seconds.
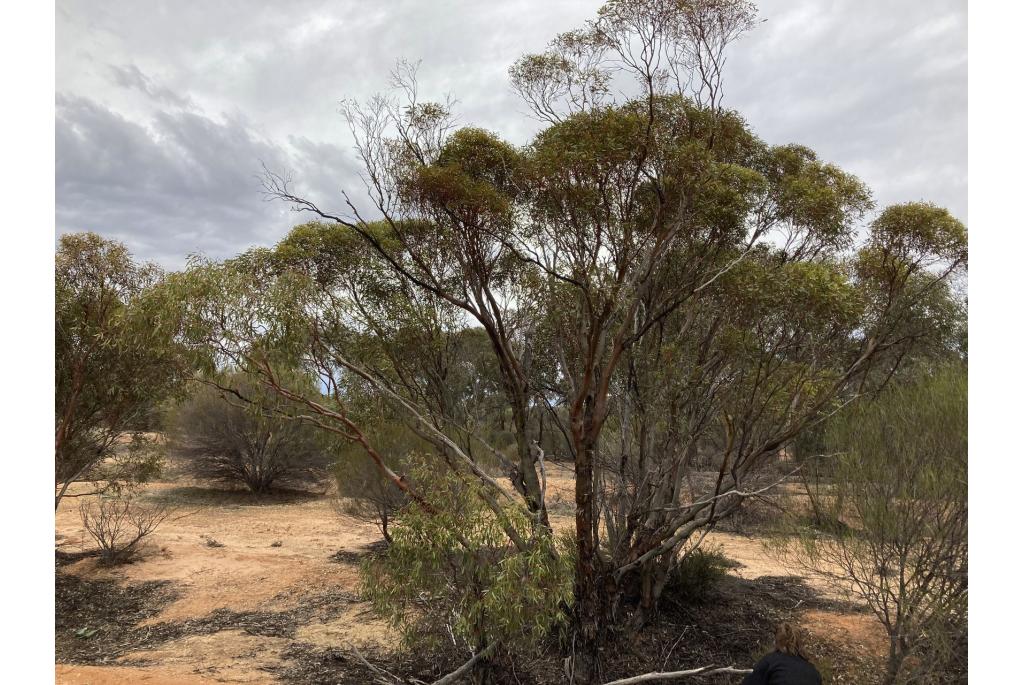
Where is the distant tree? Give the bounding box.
[773,365,967,684]
[55,233,186,510]
[168,372,332,493]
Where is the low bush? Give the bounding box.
[662,545,734,605]
[168,372,332,493]
[717,496,780,534]
[79,491,171,564]
[361,456,574,672]
[333,420,418,543]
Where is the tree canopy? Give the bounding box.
[151,0,967,680]
[55,232,187,509]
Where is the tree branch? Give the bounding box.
[601,665,752,684]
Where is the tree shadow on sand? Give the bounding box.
[141,485,325,508]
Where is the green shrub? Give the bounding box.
[360,456,574,656]
[663,545,733,605]
[333,419,419,542]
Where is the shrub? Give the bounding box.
[79,491,171,564]
[361,456,574,667]
[717,496,780,534]
[662,545,733,606]
[773,364,967,684]
[169,372,332,493]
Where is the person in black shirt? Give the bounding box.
[741,622,822,685]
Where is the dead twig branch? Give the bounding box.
[600,665,753,685]
[430,642,498,685]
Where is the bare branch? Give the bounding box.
[601,664,753,684]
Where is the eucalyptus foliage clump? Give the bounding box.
[361,457,574,658]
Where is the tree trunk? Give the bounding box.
[572,413,606,683]
[513,404,549,528]
[471,652,491,685]
[883,636,905,685]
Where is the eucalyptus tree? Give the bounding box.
[55,232,187,509]
[165,0,966,679]
[274,223,514,466]
[514,95,964,660]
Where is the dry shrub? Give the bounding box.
[79,491,172,564]
[168,372,332,494]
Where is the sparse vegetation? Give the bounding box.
[79,490,172,565]
[771,365,967,684]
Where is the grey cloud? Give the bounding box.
[56,0,966,267]
[108,64,194,109]
[286,135,368,214]
[56,94,354,267]
[724,0,967,221]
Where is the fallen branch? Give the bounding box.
[601,665,753,685]
[348,643,409,685]
[430,642,497,685]
[347,641,496,685]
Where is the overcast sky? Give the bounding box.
[56,0,967,268]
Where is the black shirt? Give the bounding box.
[740,650,822,685]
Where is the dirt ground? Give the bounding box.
[55,470,887,684]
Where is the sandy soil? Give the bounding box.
[55,472,884,684]
[56,664,218,684]
[56,478,386,684]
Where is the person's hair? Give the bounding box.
[775,622,809,659]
